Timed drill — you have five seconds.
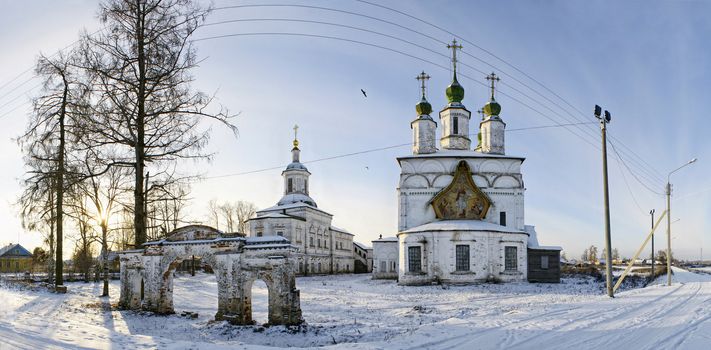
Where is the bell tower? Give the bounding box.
[477,73,506,155]
[439,39,472,150]
[411,71,437,154]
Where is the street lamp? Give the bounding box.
[666,158,697,286]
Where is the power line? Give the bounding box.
[0,3,663,192]
[608,138,664,196]
[352,0,666,187]
[609,137,647,215]
[203,121,595,180]
[209,3,662,188]
[200,17,603,150]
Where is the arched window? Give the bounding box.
[453,116,459,134]
[317,262,322,272]
[287,178,293,192]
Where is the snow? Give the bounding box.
[3,268,711,349]
[397,148,526,161]
[402,219,526,234]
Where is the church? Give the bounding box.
[247,128,356,275]
[373,40,561,285]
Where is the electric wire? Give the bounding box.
[609,137,664,196]
[203,122,597,180]
[0,4,664,192]
[209,3,663,188]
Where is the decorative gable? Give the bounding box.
[431,160,491,220]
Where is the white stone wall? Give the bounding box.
[397,156,525,232]
[372,240,399,279]
[397,231,528,285]
[411,118,437,154]
[480,117,506,155]
[438,106,471,150]
[249,206,355,275]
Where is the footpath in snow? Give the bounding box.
[1,268,711,349]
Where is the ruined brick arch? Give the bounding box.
[118,225,303,326]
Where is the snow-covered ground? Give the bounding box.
[2,268,711,349]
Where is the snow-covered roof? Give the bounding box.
[330,225,355,236]
[245,236,290,244]
[285,161,309,172]
[401,220,527,235]
[250,212,307,221]
[397,149,525,162]
[143,237,245,246]
[525,225,562,251]
[372,236,398,243]
[354,241,371,250]
[258,201,333,217]
[277,193,318,207]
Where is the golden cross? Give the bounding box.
[486,72,500,100]
[447,39,463,76]
[415,71,430,98]
[293,124,299,140]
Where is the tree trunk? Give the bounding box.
[55,78,68,288]
[133,1,147,247]
[101,221,109,296]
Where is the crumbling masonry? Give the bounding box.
[118,225,303,326]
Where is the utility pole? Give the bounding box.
[595,105,614,297]
[650,209,655,278]
[666,158,697,286]
[666,182,671,286]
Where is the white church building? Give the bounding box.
[247,129,356,275]
[374,41,561,285]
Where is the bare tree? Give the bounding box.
[235,201,257,234]
[147,180,190,240]
[206,200,257,234]
[80,160,128,296]
[219,202,238,233]
[80,0,235,248]
[18,52,89,288]
[206,199,220,230]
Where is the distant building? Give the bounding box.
[248,128,355,275]
[353,242,372,273]
[372,236,398,280]
[378,52,561,285]
[0,243,32,273]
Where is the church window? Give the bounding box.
[256,231,263,237]
[408,246,422,272]
[318,239,321,248]
[541,255,549,270]
[336,263,340,271]
[310,237,314,247]
[500,212,507,226]
[288,178,293,192]
[380,261,386,272]
[392,261,396,271]
[455,245,470,271]
[276,231,283,236]
[453,117,459,134]
[505,247,518,271]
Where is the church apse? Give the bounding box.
[430,161,491,220]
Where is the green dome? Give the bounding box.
[446,75,465,103]
[416,97,432,115]
[483,99,501,116]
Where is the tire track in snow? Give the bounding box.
[491,283,686,349]
[505,282,697,349]
[410,304,585,349]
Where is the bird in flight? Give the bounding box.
[361,89,367,97]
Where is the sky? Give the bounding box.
[0,0,709,261]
